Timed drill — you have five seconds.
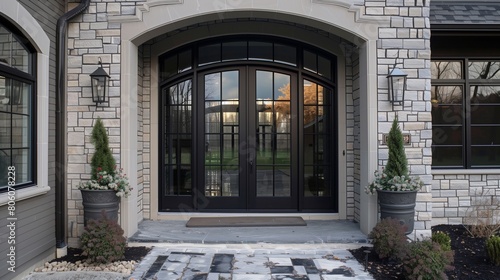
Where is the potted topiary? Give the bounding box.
[365,117,423,234]
[78,118,131,226]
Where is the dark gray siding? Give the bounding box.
[0,1,64,279]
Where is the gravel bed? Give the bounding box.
[33,260,137,275]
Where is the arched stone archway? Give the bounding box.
[116,3,381,236]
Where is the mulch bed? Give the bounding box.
[50,246,151,263]
[350,225,500,280]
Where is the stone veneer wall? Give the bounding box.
[345,47,358,221]
[139,44,152,219]
[432,174,500,226]
[365,0,433,238]
[65,0,435,243]
[66,0,142,247]
[350,50,361,223]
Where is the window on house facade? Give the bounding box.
[0,22,35,190]
[431,60,500,168]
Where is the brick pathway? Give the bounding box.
[129,246,373,280]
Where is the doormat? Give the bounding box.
[186,216,307,227]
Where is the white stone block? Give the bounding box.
[450,180,469,190]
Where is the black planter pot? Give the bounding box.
[80,189,119,226]
[376,189,417,235]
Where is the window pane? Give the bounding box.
[161,55,176,81]
[205,134,220,163]
[221,166,238,196]
[12,148,30,184]
[12,114,29,148]
[180,137,191,164]
[274,44,296,66]
[222,41,247,62]
[12,40,29,73]
[304,80,317,105]
[274,166,290,196]
[256,71,272,100]
[0,26,10,65]
[0,150,11,187]
[205,101,221,134]
[432,147,462,167]
[471,105,500,124]
[11,81,30,115]
[431,61,462,79]
[222,71,238,100]
[256,133,272,164]
[205,167,221,197]
[199,43,221,66]
[303,50,317,73]
[432,126,462,146]
[0,112,10,149]
[249,41,272,61]
[178,106,191,133]
[318,55,332,80]
[432,105,462,125]
[431,86,462,104]
[257,166,273,196]
[471,146,500,166]
[468,61,500,80]
[0,76,7,111]
[205,73,221,100]
[178,50,192,73]
[471,126,500,145]
[0,25,31,74]
[305,166,329,197]
[223,134,238,164]
[470,86,500,104]
[274,73,290,100]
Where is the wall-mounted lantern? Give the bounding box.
[387,64,407,105]
[90,58,110,107]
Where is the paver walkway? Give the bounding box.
[129,245,374,280]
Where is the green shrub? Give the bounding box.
[90,118,116,179]
[369,218,408,260]
[432,231,452,251]
[486,235,500,266]
[80,213,126,264]
[402,239,454,280]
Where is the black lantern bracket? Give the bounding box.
[387,63,407,107]
[89,57,110,108]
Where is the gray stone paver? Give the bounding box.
[128,246,374,280]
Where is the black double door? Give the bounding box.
[161,66,336,212]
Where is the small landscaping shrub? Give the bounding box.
[369,218,408,260]
[432,231,451,251]
[486,235,500,266]
[402,239,454,280]
[80,213,126,264]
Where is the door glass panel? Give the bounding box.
[256,70,291,197]
[205,73,221,100]
[304,80,331,197]
[164,81,192,196]
[274,73,290,100]
[257,71,273,100]
[204,71,239,197]
[274,166,291,196]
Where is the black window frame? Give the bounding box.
[0,19,37,192]
[431,58,500,169]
